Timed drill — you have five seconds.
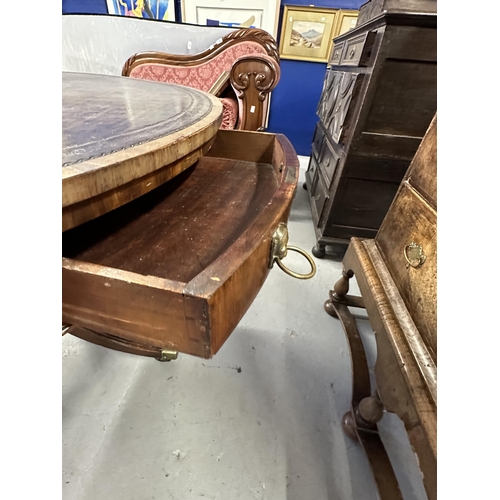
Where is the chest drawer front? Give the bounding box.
[317,69,341,123]
[325,71,364,144]
[318,137,340,186]
[339,31,376,67]
[311,123,325,159]
[305,154,319,187]
[376,183,437,359]
[329,41,345,66]
[311,170,329,226]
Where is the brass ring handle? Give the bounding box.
[404,242,426,268]
[349,48,356,58]
[269,223,316,280]
[275,245,317,280]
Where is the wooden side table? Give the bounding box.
[325,115,437,500]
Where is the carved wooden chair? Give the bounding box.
[122,28,281,131]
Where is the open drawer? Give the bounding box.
[63,130,310,359]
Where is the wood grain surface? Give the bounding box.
[343,238,437,500]
[336,114,437,500]
[63,131,299,358]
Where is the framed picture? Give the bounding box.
[336,10,358,37]
[181,0,281,37]
[279,6,339,63]
[106,0,176,22]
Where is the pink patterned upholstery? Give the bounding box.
[220,98,238,130]
[127,41,273,130]
[129,42,267,92]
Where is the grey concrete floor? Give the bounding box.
[62,157,428,500]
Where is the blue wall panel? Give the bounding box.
[62,0,107,14]
[267,60,326,156]
[267,0,365,155]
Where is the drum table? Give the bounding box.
[62,72,315,360]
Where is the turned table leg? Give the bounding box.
[324,268,364,317]
[324,266,402,499]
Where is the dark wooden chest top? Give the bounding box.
[305,7,437,256]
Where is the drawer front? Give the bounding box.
[317,69,338,122]
[324,71,364,144]
[311,123,325,159]
[305,154,319,188]
[62,132,300,360]
[376,183,437,358]
[318,137,340,186]
[329,41,345,66]
[339,31,376,67]
[319,71,343,125]
[311,172,329,226]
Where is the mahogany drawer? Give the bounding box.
[311,171,329,226]
[62,130,299,359]
[376,182,437,359]
[318,137,340,186]
[339,31,376,67]
[328,41,345,66]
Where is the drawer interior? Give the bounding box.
[62,155,278,284]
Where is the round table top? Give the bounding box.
[62,72,222,222]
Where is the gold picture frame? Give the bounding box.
[279,6,339,63]
[336,10,359,37]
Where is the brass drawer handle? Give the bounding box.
[404,242,426,268]
[349,47,356,58]
[269,223,316,279]
[325,158,330,167]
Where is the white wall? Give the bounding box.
[62,14,236,76]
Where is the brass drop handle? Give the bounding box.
[404,242,426,268]
[325,158,330,167]
[349,47,356,58]
[269,223,316,279]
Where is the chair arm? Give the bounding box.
[230,54,281,131]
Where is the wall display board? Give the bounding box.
[107,0,176,21]
[181,0,280,36]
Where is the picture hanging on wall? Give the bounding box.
[181,0,281,37]
[279,6,339,63]
[336,10,359,37]
[106,0,176,22]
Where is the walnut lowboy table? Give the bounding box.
[325,116,437,500]
[62,72,315,360]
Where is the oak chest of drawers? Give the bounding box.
[305,4,437,257]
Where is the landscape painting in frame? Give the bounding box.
[279,6,338,63]
[106,0,176,21]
